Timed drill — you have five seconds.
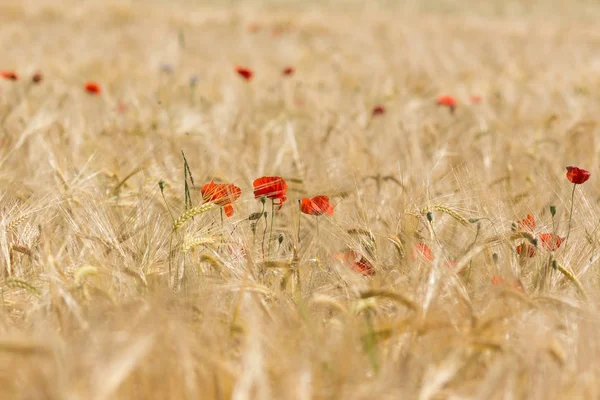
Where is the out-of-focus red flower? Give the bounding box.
[32,71,42,84]
[539,233,565,251]
[411,243,433,261]
[300,195,334,216]
[491,275,504,285]
[201,180,242,217]
[84,82,101,95]
[337,250,374,276]
[566,166,590,185]
[372,105,385,116]
[470,95,482,104]
[0,71,18,81]
[253,176,287,209]
[491,275,523,292]
[436,95,456,112]
[517,214,536,232]
[247,23,261,33]
[282,66,295,76]
[516,243,536,257]
[235,66,253,81]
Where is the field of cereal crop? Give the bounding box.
[2,0,600,398]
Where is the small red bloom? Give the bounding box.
[372,105,385,116]
[411,243,433,261]
[539,233,565,251]
[84,82,101,94]
[253,176,287,209]
[0,71,18,81]
[566,166,590,185]
[491,275,523,292]
[436,95,457,112]
[470,95,482,104]
[235,66,253,81]
[517,214,536,232]
[516,243,536,257]
[338,250,374,276]
[282,66,295,76]
[300,195,334,216]
[201,180,242,217]
[247,23,261,33]
[32,72,43,84]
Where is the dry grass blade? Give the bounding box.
[359,289,418,311]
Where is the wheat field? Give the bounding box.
[2,0,600,398]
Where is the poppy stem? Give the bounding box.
[158,181,175,223]
[220,208,223,227]
[565,183,577,247]
[260,202,266,260]
[297,204,301,244]
[268,200,275,256]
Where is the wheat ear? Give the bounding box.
[172,203,215,231]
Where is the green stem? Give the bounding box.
[268,200,275,257]
[565,183,576,247]
[260,202,266,260]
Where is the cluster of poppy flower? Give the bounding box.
[200,176,334,217]
[197,166,591,279]
[1,70,104,94]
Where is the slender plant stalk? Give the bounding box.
[565,183,576,247]
[268,200,275,256]
[260,201,267,260]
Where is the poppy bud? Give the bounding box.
[278,233,284,245]
[552,260,558,270]
[468,218,481,223]
[426,212,433,222]
[550,205,557,217]
[492,253,499,263]
[158,180,165,192]
[248,212,263,221]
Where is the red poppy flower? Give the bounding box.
[539,233,565,251]
[410,243,433,261]
[84,82,101,94]
[517,214,536,232]
[470,95,482,104]
[253,176,287,209]
[201,180,242,217]
[235,66,253,81]
[247,23,261,33]
[566,166,590,185]
[300,195,334,216]
[0,71,18,81]
[491,275,523,292]
[282,66,295,76]
[32,71,42,84]
[516,243,536,257]
[337,250,374,276]
[436,95,456,113]
[372,105,385,116]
